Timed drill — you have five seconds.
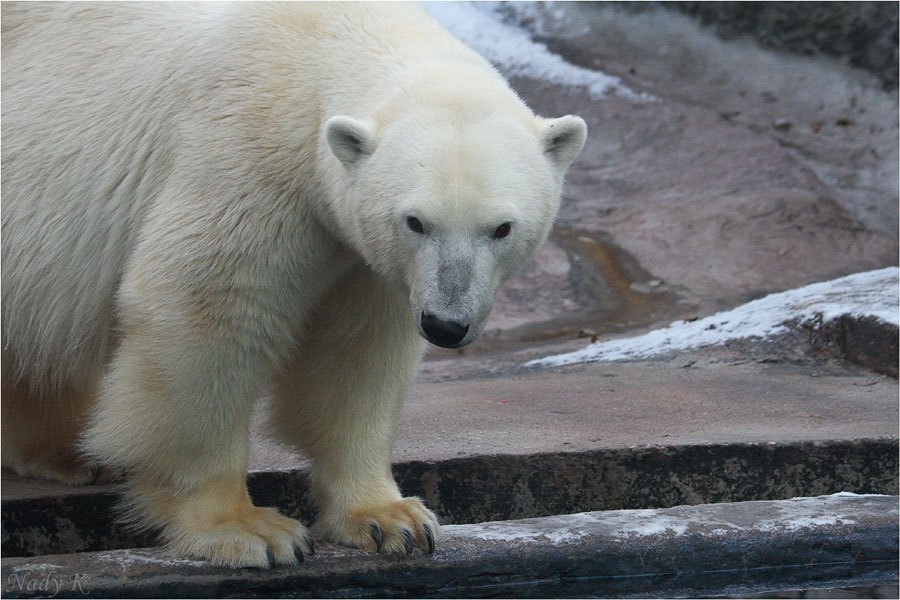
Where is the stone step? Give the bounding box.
[2,494,896,598]
[4,439,897,558]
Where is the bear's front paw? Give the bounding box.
[131,475,314,568]
[314,497,440,555]
[168,506,315,568]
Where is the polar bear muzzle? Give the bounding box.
[420,313,469,348]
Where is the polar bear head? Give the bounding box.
[324,107,586,349]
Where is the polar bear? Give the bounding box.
[1,2,586,567]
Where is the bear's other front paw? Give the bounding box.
[168,506,315,568]
[132,475,314,568]
[314,497,440,555]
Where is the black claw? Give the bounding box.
[423,524,435,554]
[266,548,276,567]
[370,522,384,553]
[293,545,305,564]
[304,534,315,556]
[401,528,414,555]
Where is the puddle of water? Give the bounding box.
[557,226,684,335]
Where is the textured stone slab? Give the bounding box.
[2,494,896,598]
[436,2,899,351]
[4,439,897,558]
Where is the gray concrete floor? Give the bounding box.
[244,345,898,473]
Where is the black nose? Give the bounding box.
[421,313,469,348]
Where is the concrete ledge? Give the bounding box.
[2,494,896,598]
[4,439,898,558]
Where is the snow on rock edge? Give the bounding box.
[527,267,899,368]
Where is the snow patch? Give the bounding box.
[459,512,605,544]
[449,494,890,548]
[96,549,209,569]
[753,514,844,533]
[527,267,899,368]
[612,515,689,538]
[463,519,592,544]
[7,563,63,572]
[792,491,893,500]
[424,2,651,101]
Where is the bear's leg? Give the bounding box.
[271,266,439,555]
[2,378,101,485]
[84,318,316,567]
[78,201,323,568]
[85,326,315,568]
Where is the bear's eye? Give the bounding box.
[406,216,425,234]
[492,222,512,239]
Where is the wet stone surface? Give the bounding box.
[4,439,897,558]
[2,495,896,599]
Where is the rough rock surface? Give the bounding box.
[429,2,898,360]
[670,1,899,90]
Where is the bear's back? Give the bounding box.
[0,1,514,390]
[1,3,247,387]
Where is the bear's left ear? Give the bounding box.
[539,115,588,175]
[326,116,377,168]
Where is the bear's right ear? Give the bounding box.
[325,116,377,168]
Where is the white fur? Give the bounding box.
[1,2,586,567]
